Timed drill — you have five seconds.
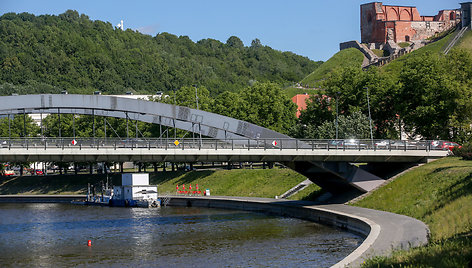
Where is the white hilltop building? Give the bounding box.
[117,20,124,30]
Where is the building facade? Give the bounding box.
[462,2,472,28]
[361,2,460,44]
[291,93,311,118]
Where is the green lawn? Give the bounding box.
[458,30,472,51]
[152,168,318,198]
[283,86,322,98]
[354,157,472,267]
[300,48,364,87]
[0,168,321,200]
[381,32,453,78]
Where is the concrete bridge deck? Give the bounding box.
[0,138,449,163]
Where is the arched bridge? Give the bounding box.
[0,94,449,195]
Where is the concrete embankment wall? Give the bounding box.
[164,196,428,268]
[167,197,371,238]
[0,195,85,203]
[165,196,380,267]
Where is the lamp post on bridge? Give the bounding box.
[193,84,199,110]
[172,89,177,105]
[336,92,340,140]
[364,87,374,143]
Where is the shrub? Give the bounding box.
[451,142,472,160]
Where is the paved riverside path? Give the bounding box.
[316,204,429,267]
[164,196,429,267]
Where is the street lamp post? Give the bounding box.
[364,87,374,143]
[336,92,340,140]
[193,84,199,110]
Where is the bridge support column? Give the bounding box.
[163,163,166,172]
[89,163,93,175]
[74,163,78,175]
[153,163,157,173]
[172,163,175,172]
[119,162,123,173]
[138,163,142,173]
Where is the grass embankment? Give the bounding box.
[458,30,472,51]
[0,168,321,200]
[354,157,472,267]
[381,32,453,77]
[283,87,321,98]
[300,48,364,87]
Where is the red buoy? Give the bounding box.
[87,240,92,247]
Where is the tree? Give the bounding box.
[397,52,462,139]
[299,110,370,139]
[299,94,335,128]
[216,82,297,134]
[226,36,244,49]
[250,38,262,48]
[0,114,39,137]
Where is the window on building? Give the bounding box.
[405,35,410,42]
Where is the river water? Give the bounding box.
[0,203,362,267]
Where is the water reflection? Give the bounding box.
[0,203,362,267]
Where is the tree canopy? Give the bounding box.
[294,49,472,142]
[0,10,320,96]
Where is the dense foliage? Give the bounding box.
[293,48,472,141]
[0,10,320,96]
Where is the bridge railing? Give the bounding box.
[0,137,449,152]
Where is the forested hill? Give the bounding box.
[0,10,321,96]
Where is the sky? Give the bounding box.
[0,0,462,61]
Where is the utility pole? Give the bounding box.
[336,92,340,140]
[194,84,199,110]
[365,87,374,143]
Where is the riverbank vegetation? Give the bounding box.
[354,157,472,267]
[0,167,321,200]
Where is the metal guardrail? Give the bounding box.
[0,137,448,152]
[444,26,469,55]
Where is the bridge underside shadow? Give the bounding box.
[283,161,419,200]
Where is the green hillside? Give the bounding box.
[355,157,472,267]
[458,30,472,50]
[300,48,364,87]
[0,11,320,96]
[381,32,454,77]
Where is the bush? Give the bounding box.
[451,143,472,160]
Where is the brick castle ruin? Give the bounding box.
[341,2,472,67]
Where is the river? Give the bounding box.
[0,203,362,267]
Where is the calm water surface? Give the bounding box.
[0,203,362,267]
